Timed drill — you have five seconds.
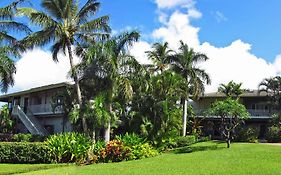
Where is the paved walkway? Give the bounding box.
[260,143,281,146]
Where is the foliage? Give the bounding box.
[129,143,158,160]
[98,139,131,163]
[218,80,243,99]
[0,105,14,133]
[0,1,30,92]
[0,142,50,163]
[265,126,281,142]
[264,114,281,142]
[115,133,145,147]
[206,98,249,148]
[12,133,46,142]
[259,76,281,111]
[45,132,91,163]
[159,135,198,151]
[234,126,259,143]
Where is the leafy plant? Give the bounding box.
[45,132,91,163]
[98,140,131,162]
[234,126,259,143]
[116,133,144,147]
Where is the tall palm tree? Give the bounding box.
[146,42,173,73]
[77,31,140,141]
[218,80,243,99]
[18,0,110,132]
[169,41,211,136]
[0,0,31,92]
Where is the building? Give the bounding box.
[192,90,274,138]
[0,82,73,135]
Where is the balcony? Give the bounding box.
[28,104,63,115]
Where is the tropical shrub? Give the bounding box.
[115,133,144,147]
[130,143,158,159]
[45,132,91,163]
[175,135,197,147]
[266,126,281,142]
[98,140,131,162]
[234,126,259,143]
[0,142,50,163]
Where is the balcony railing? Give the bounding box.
[28,104,63,115]
[194,109,275,118]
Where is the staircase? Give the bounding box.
[12,105,49,136]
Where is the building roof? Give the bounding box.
[202,90,268,98]
[0,82,73,102]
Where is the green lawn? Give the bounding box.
[3,142,281,175]
[0,164,61,175]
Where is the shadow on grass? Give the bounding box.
[173,142,225,154]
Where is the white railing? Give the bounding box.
[28,104,63,115]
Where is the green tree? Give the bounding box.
[0,0,31,92]
[218,80,243,99]
[207,98,249,148]
[146,42,173,73]
[0,104,14,133]
[169,41,211,136]
[18,0,110,132]
[77,31,140,141]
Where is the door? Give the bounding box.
[24,97,29,113]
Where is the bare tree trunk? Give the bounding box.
[92,130,96,143]
[182,99,188,136]
[66,41,87,133]
[104,104,112,142]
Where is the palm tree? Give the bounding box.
[18,0,110,132]
[259,76,281,111]
[146,42,173,73]
[218,80,243,99]
[169,41,211,136]
[0,0,31,92]
[77,31,140,141]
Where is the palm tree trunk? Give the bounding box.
[104,103,112,142]
[66,40,88,133]
[182,99,188,136]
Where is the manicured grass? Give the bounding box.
[0,164,62,175]
[7,142,281,175]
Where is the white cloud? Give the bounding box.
[8,48,79,93]
[155,0,195,9]
[152,11,200,50]
[137,2,281,92]
[130,41,152,65]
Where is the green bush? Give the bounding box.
[116,133,144,147]
[130,143,158,160]
[45,132,91,163]
[235,126,259,143]
[175,135,197,147]
[0,142,50,163]
[266,126,281,142]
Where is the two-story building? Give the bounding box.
[192,90,274,138]
[0,82,73,135]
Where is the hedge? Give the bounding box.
[0,142,51,163]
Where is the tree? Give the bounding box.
[146,42,173,73]
[0,104,14,133]
[169,41,211,136]
[0,0,31,92]
[218,80,243,99]
[259,76,281,112]
[207,98,249,148]
[18,0,110,132]
[77,31,140,141]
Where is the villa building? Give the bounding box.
[0,82,73,135]
[192,90,273,138]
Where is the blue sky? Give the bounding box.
[1,0,281,93]
[2,0,281,61]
